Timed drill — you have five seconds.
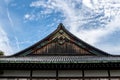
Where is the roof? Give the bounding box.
[0,56,120,63]
[11,23,111,57]
[1,23,117,66]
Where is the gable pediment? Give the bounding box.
[12,23,110,57]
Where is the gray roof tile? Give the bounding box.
[0,56,120,63]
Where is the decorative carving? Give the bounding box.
[57,36,65,45]
[59,30,64,34]
[52,30,70,45]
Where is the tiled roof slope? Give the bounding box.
[0,56,120,63]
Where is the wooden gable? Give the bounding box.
[12,23,110,56]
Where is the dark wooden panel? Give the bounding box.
[32,42,92,55]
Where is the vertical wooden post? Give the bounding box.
[56,69,59,80]
[30,70,32,80]
[108,70,110,80]
[82,70,84,80]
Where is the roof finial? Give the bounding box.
[58,23,65,29]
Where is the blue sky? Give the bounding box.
[0,0,120,55]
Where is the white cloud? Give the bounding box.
[0,1,13,55]
[75,15,120,44]
[7,8,14,27]
[83,0,120,17]
[24,14,31,19]
[29,0,120,42]
[29,0,120,54]
[0,26,13,55]
[0,1,20,55]
[82,0,93,9]
[24,14,35,21]
[96,44,120,55]
[6,7,20,54]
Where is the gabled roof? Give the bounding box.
[11,23,111,57]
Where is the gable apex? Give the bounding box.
[58,23,65,28]
[55,23,67,33]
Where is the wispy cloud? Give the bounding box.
[0,0,14,55]
[7,7,20,51]
[0,0,21,55]
[14,36,20,50]
[1,0,120,55]
[29,0,120,43]
[7,8,14,27]
[28,0,120,54]
[24,13,35,21]
[0,26,13,55]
